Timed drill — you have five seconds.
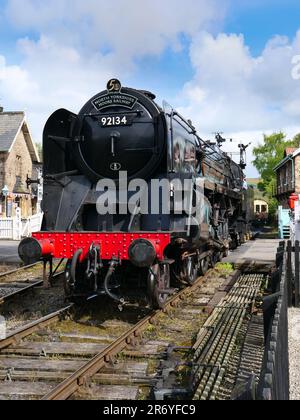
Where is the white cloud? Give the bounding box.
[1,0,223,140]
[0,36,121,138]
[178,31,300,176]
[5,0,224,62]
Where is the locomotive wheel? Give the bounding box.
[199,257,209,276]
[211,252,221,268]
[186,257,200,285]
[64,249,84,299]
[64,260,73,298]
[148,264,171,309]
[179,257,199,286]
[231,235,240,250]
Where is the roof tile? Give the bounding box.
[0,112,25,152]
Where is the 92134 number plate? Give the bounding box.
[100,115,134,127]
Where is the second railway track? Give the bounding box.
[0,263,42,305]
[0,265,267,401]
[0,262,64,305]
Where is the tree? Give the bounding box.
[253,132,300,219]
[253,133,288,185]
[292,133,300,148]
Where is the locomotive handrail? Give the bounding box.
[45,170,80,180]
[166,111,196,136]
[48,135,72,143]
[84,109,144,118]
[172,111,197,134]
[169,109,175,173]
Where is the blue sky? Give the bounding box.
[1,0,300,176]
[227,1,300,53]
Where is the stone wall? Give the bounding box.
[1,127,33,217]
[4,128,32,192]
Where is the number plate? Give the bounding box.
[100,115,134,127]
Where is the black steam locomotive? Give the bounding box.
[19,80,251,308]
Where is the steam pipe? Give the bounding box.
[104,260,125,305]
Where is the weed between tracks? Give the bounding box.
[0,264,42,283]
[215,263,234,277]
[0,264,19,274]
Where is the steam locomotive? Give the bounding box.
[18,80,251,308]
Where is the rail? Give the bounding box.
[0,306,74,350]
[0,263,40,279]
[0,262,64,304]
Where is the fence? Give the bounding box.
[257,241,290,400]
[0,218,15,239]
[284,240,300,308]
[21,213,44,238]
[0,212,43,240]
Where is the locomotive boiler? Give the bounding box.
[18,79,250,308]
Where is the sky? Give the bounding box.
[1,0,300,177]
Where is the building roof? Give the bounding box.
[0,111,40,162]
[274,147,300,172]
[0,112,25,151]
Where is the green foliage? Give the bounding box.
[253,133,290,184]
[215,263,234,276]
[253,132,300,217]
[292,133,300,148]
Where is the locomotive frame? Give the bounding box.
[18,79,253,309]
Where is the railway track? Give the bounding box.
[0,263,42,305]
[0,263,64,305]
[0,267,267,400]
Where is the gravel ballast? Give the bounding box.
[289,308,300,400]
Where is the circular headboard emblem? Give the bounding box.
[107,79,122,93]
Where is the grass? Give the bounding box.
[215,263,234,277]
